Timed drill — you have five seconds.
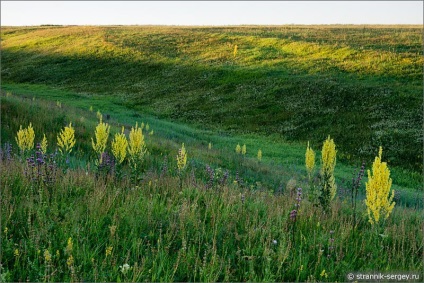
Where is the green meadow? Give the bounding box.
[1,25,423,282]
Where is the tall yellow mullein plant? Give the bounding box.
[305,141,315,178]
[177,143,188,189]
[40,134,48,154]
[112,127,128,164]
[365,147,395,225]
[16,123,35,153]
[321,136,337,200]
[318,136,337,210]
[128,122,146,169]
[92,116,110,164]
[176,143,187,173]
[305,141,317,203]
[235,144,241,154]
[57,122,76,155]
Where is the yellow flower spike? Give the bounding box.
[14,249,19,257]
[96,110,102,120]
[208,142,212,150]
[105,246,113,257]
[305,141,315,177]
[92,116,110,164]
[111,126,128,164]
[67,255,74,267]
[177,143,188,172]
[128,122,147,168]
[57,122,76,155]
[320,136,337,201]
[242,144,246,155]
[66,237,73,254]
[257,149,262,161]
[235,144,241,154]
[40,134,48,154]
[365,146,395,225]
[321,136,336,173]
[16,126,25,152]
[16,123,35,153]
[27,123,35,149]
[44,249,52,262]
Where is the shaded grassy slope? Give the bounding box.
[2,84,422,200]
[1,25,423,172]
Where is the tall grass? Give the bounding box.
[1,147,422,282]
[1,88,423,282]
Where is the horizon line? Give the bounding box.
[2,23,422,27]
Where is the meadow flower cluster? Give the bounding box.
[304,138,396,228]
[12,117,159,185]
[2,98,411,283]
[235,143,247,155]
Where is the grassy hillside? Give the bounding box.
[1,92,423,282]
[1,25,422,174]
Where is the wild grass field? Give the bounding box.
[1,25,422,172]
[1,25,423,282]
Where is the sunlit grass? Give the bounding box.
[2,25,422,175]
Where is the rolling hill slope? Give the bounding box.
[1,25,422,173]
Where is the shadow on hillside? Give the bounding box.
[2,48,422,175]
